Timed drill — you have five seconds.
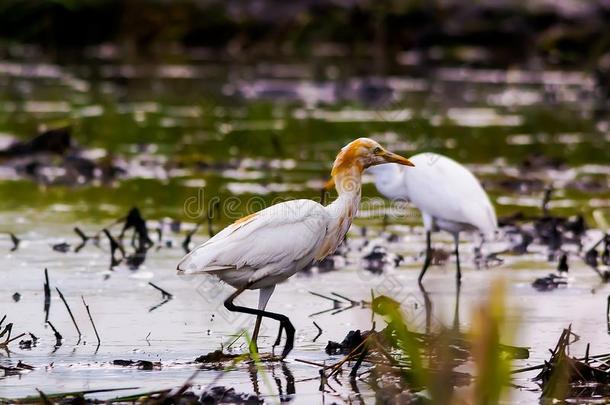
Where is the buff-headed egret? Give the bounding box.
[177,138,414,358]
[368,153,497,285]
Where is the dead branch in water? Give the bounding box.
[55,287,81,341]
[43,268,51,323]
[148,282,173,299]
[81,296,101,345]
[103,228,125,269]
[182,223,201,253]
[9,232,19,252]
[46,321,63,346]
[313,321,323,342]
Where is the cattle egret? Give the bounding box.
[368,153,497,285]
[177,138,414,358]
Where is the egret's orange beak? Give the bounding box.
[324,178,335,190]
[382,151,415,167]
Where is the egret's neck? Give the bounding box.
[317,166,362,259]
[330,166,362,216]
[369,164,408,200]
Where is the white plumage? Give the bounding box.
[177,138,414,357]
[368,152,497,284]
[178,199,328,291]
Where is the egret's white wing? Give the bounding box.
[403,153,497,234]
[177,199,329,274]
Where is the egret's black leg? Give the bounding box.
[250,315,262,353]
[273,324,283,348]
[275,321,294,359]
[418,282,432,334]
[453,281,461,332]
[224,285,295,359]
[271,323,285,357]
[454,233,462,285]
[418,231,433,286]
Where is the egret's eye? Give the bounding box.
[373,147,382,155]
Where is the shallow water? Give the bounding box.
[1,219,609,403]
[1,50,610,402]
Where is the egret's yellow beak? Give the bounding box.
[381,151,415,167]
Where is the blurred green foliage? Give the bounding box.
[371,280,513,404]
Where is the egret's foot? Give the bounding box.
[271,324,283,358]
[280,321,295,359]
[269,317,294,359]
[273,325,284,347]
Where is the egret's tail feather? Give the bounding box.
[177,252,236,274]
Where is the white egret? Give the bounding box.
[177,138,414,358]
[368,153,497,285]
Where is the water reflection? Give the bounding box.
[419,283,461,335]
[247,360,296,402]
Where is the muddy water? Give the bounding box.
[1,217,609,403]
[1,52,610,402]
